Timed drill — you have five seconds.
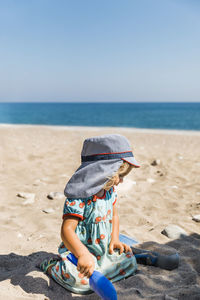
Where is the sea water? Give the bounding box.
[0,102,200,131]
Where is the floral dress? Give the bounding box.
[50,187,137,294]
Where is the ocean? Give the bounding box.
[0,102,200,131]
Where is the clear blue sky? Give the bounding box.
[0,0,200,102]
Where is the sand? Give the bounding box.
[0,125,200,300]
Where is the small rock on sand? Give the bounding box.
[47,192,65,200]
[23,198,35,205]
[161,224,187,239]
[147,178,155,183]
[151,159,161,166]
[17,192,35,204]
[192,215,200,222]
[33,179,46,186]
[42,208,55,214]
[171,185,178,189]
[17,192,35,199]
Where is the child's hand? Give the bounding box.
[77,252,95,278]
[109,239,132,254]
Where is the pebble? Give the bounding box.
[17,192,35,199]
[192,215,200,222]
[23,198,35,205]
[156,170,164,176]
[33,179,46,186]
[47,192,65,200]
[17,233,23,238]
[33,180,40,186]
[171,185,178,189]
[161,224,187,239]
[17,192,35,204]
[147,178,155,183]
[42,208,55,214]
[151,159,161,166]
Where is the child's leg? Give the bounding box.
[131,246,179,270]
[40,257,92,295]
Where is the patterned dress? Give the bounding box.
[50,187,137,294]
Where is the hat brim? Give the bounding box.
[64,159,123,198]
[122,156,140,167]
[64,156,140,198]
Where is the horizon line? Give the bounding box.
[0,101,200,104]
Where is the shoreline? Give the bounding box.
[1,123,200,136]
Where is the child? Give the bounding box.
[40,134,140,294]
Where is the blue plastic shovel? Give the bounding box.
[67,252,117,300]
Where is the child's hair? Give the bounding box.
[103,161,134,190]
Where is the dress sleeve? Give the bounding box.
[62,198,85,220]
[112,187,117,205]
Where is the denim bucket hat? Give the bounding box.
[64,134,140,198]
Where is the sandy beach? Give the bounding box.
[0,125,200,300]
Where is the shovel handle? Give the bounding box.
[67,253,78,266]
[67,252,118,300]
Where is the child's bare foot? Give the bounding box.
[39,258,57,274]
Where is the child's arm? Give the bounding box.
[109,205,132,254]
[61,216,95,278]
